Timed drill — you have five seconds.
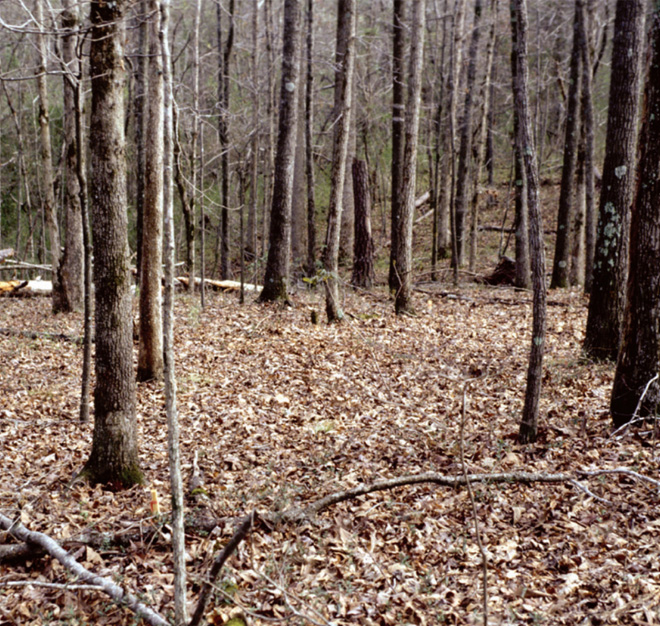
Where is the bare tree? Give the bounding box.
[393,0,425,314]
[83,0,142,487]
[138,0,165,383]
[511,0,546,444]
[259,0,302,303]
[323,0,357,322]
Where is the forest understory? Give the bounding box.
[1,273,659,626]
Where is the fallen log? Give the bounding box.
[0,327,83,344]
[0,279,52,296]
[175,276,262,293]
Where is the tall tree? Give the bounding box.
[583,0,645,360]
[511,0,546,444]
[351,158,375,288]
[83,0,142,487]
[323,0,357,322]
[610,5,660,428]
[550,3,582,289]
[35,0,61,312]
[138,0,164,383]
[259,0,302,303]
[388,0,406,293]
[453,0,483,269]
[216,0,235,280]
[393,0,425,314]
[54,0,84,313]
[304,0,316,278]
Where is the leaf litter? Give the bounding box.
[0,285,659,625]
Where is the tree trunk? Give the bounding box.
[248,0,260,266]
[159,0,187,619]
[583,0,645,361]
[54,0,84,313]
[511,0,547,444]
[134,0,149,286]
[84,0,142,488]
[388,0,407,293]
[579,0,596,292]
[550,3,582,289]
[452,0,483,269]
[393,0,425,315]
[35,0,61,313]
[138,0,164,383]
[611,7,660,427]
[323,0,357,322]
[351,158,374,289]
[510,4,531,290]
[304,0,316,278]
[259,0,302,303]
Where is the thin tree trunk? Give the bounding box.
[83,0,142,488]
[583,0,645,360]
[35,0,61,312]
[323,0,357,322]
[550,3,582,289]
[135,0,149,286]
[138,0,164,383]
[305,0,316,278]
[394,0,425,314]
[259,0,302,302]
[248,0,259,266]
[453,0,483,269]
[160,0,187,619]
[511,0,547,444]
[468,0,497,274]
[611,6,660,427]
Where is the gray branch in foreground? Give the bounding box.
[0,513,168,626]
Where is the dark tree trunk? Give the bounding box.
[83,0,142,488]
[511,0,547,444]
[388,0,406,293]
[551,3,582,289]
[351,159,374,289]
[260,0,302,303]
[610,8,660,428]
[584,0,645,361]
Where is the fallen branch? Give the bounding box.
[189,512,254,626]
[0,513,169,626]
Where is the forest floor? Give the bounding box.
[1,274,659,626]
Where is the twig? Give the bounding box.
[188,511,254,626]
[0,327,83,344]
[0,580,103,591]
[459,386,488,626]
[0,513,168,626]
[610,374,659,438]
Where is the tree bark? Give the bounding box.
[583,0,645,361]
[393,0,425,315]
[54,0,84,314]
[138,0,164,383]
[610,7,660,427]
[511,0,547,444]
[351,158,374,289]
[388,0,407,293]
[453,0,483,269]
[550,3,582,289]
[323,0,357,322]
[35,0,61,313]
[259,0,302,303]
[84,0,142,488]
[304,0,316,278]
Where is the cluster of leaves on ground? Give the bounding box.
[0,281,659,625]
